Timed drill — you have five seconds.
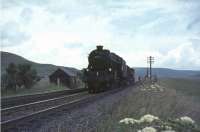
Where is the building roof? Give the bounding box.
[50,68,77,77]
[60,68,77,77]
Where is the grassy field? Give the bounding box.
[1,77,85,98]
[159,78,200,102]
[1,78,68,97]
[94,78,200,131]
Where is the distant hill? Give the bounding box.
[1,51,79,77]
[1,51,200,79]
[134,67,200,79]
[194,73,200,77]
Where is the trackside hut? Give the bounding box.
[49,68,76,88]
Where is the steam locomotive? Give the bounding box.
[84,46,135,93]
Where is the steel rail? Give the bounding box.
[1,92,88,122]
[1,88,88,108]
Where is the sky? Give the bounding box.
[1,0,200,70]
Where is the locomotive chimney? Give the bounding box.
[97,45,103,50]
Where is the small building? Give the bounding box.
[49,68,77,88]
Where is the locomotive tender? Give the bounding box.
[84,45,135,93]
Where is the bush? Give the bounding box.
[17,64,38,89]
[118,114,199,132]
[2,63,39,91]
[4,63,17,91]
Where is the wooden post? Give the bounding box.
[147,56,154,80]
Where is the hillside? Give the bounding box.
[1,51,200,78]
[1,51,79,77]
[134,67,200,79]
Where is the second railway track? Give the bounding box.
[1,88,88,108]
[1,91,92,131]
[1,91,89,122]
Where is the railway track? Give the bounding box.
[1,88,88,108]
[1,91,91,131]
[1,86,130,131]
[1,91,89,122]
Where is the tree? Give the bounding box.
[5,63,17,91]
[17,64,38,89]
[1,73,8,90]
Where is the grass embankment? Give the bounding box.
[1,79,67,97]
[1,77,85,98]
[95,78,200,131]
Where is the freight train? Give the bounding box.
[84,46,135,93]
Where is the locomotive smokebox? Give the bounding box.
[97,45,103,50]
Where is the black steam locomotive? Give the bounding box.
[84,46,135,93]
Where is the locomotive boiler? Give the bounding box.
[84,45,135,93]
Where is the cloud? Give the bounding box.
[20,8,33,24]
[1,22,30,47]
[110,8,163,36]
[1,0,200,70]
[159,42,200,70]
[1,0,49,9]
[187,17,200,35]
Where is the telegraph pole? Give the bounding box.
[147,56,154,80]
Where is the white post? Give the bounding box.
[57,78,60,87]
